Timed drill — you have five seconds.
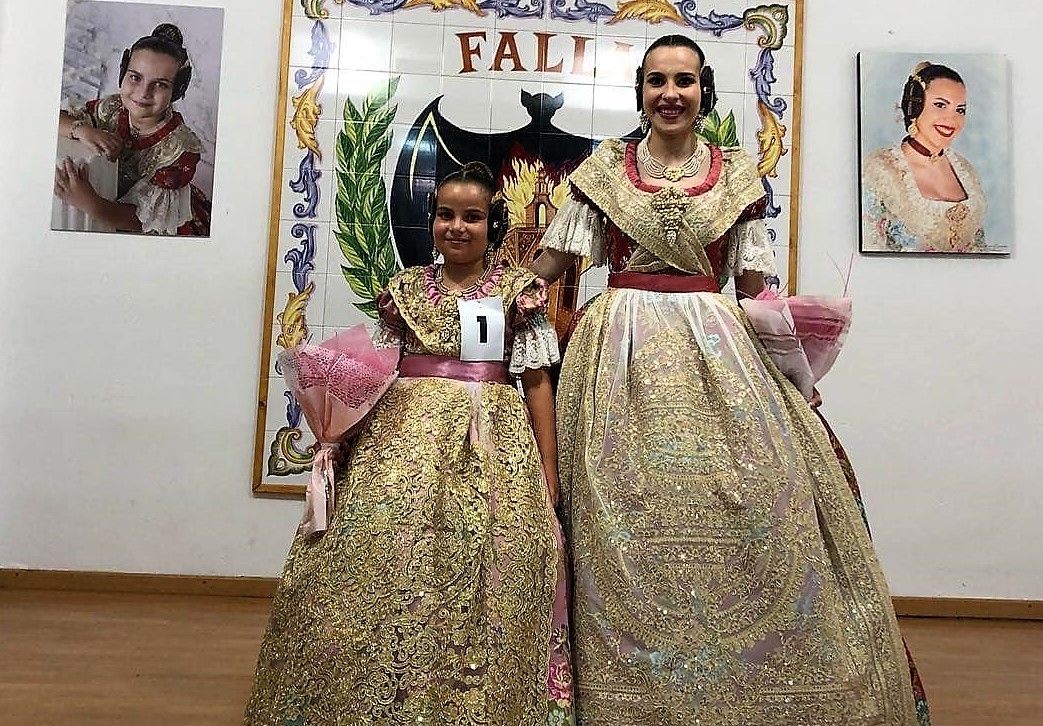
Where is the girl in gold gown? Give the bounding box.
[245,163,574,726]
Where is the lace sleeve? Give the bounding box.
[372,289,405,350]
[118,178,193,235]
[539,194,607,266]
[725,218,777,278]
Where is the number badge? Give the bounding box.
[457,296,505,362]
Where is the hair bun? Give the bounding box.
[151,23,184,48]
[459,161,494,184]
[911,61,933,76]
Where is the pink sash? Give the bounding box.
[399,354,509,384]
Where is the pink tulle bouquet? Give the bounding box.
[278,325,398,536]
[740,289,852,401]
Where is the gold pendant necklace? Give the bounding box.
[638,138,707,182]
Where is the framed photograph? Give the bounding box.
[52,0,224,237]
[253,0,806,494]
[858,51,1011,255]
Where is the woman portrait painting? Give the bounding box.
[858,53,1011,254]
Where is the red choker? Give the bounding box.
[904,136,943,162]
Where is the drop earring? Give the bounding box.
[640,111,651,135]
[693,114,705,134]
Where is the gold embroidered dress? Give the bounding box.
[541,139,919,725]
[245,264,574,726]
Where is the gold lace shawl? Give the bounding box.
[862,144,987,252]
[570,139,765,274]
[387,265,536,358]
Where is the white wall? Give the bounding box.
[0,0,300,578]
[801,1,1043,599]
[1,0,1040,597]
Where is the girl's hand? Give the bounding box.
[54,159,100,212]
[77,126,123,161]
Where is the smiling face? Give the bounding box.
[914,78,967,151]
[120,48,180,127]
[432,181,492,268]
[640,45,703,138]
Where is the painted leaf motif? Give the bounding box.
[402,0,485,15]
[718,111,738,147]
[609,0,683,25]
[334,77,403,318]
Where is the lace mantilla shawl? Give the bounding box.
[379,264,560,374]
[862,144,987,253]
[76,94,204,186]
[565,139,766,275]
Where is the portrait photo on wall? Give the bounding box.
[858,51,1011,255]
[51,0,224,237]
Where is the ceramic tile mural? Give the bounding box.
[254,0,804,493]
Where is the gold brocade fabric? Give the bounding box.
[245,267,572,726]
[83,94,204,196]
[556,288,919,724]
[569,140,764,274]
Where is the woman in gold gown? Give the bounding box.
[246,163,574,725]
[532,35,926,725]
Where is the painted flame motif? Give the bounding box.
[609,0,684,25]
[290,77,324,161]
[502,158,570,228]
[276,282,315,349]
[756,100,788,178]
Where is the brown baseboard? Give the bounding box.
[2,569,1041,619]
[0,568,277,598]
[892,596,1041,621]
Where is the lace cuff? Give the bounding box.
[509,313,560,374]
[726,218,777,278]
[539,195,607,266]
[119,178,193,235]
[370,320,403,351]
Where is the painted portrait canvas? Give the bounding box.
[51,0,224,237]
[858,51,1011,255]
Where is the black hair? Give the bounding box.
[427,161,508,250]
[635,34,717,117]
[119,24,193,102]
[901,62,965,129]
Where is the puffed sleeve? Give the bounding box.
[509,278,561,375]
[372,288,405,350]
[118,152,201,235]
[539,191,608,266]
[725,217,778,278]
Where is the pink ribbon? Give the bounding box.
[299,443,337,537]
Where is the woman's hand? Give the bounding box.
[77,126,123,161]
[809,387,823,409]
[54,159,101,212]
[544,465,561,509]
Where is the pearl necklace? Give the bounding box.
[637,137,707,183]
